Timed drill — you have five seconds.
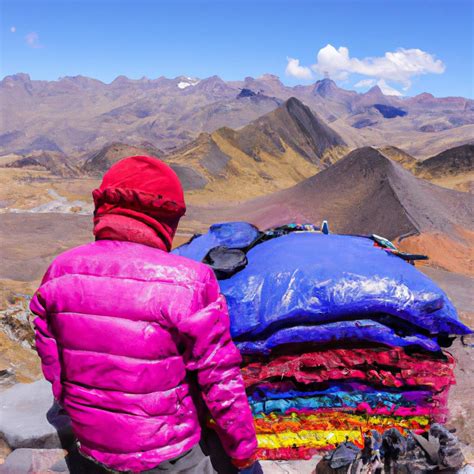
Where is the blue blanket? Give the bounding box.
[173,224,470,343]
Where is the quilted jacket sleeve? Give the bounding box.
[176,267,257,460]
[30,283,63,402]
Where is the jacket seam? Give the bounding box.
[61,347,184,365]
[50,311,167,328]
[43,271,207,290]
[62,380,188,397]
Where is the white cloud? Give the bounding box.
[375,79,403,97]
[288,44,445,95]
[10,26,16,33]
[354,79,376,89]
[25,32,43,48]
[312,44,445,90]
[285,57,313,80]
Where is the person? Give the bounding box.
[30,155,257,473]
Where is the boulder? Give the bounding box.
[0,438,12,464]
[0,379,72,449]
[0,448,68,473]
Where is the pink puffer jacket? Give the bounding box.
[31,239,257,472]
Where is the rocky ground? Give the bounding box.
[0,379,322,473]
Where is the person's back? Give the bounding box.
[31,156,257,473]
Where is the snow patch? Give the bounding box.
[177,82,192,89]
[177,77,200,89]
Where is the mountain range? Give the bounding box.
[1,73,473,158]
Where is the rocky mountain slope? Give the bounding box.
[1,73,473,158]
[165,98,348,201]
[189,147,473,274]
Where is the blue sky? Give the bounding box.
[1,0,473,97]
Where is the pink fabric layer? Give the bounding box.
[31,240,257,472]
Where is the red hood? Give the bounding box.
[92,155,186,251]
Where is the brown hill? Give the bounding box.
[378,144,473,192]
[417,144,474,178]
[81,141,209,191]
[414,144,474,193]
[193,147,473,274]
[167,98,348,202]
[3,151,80,177]
[378,146,418,171]
[82,142,165,175]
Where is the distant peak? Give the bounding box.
[59,75,105,86]
[258,73,283,84]
[313,78,339,97]
[202,75,224,82]
[176,76,200,89]
[284,96,306,109]
[2,73,31,83]
[317,78,337,86]
[238,88,257,98]
[366,85,383,95]
[413,92,435,101]
[259,73,279,80]
[282,97,313,118]
[111,75,130,84]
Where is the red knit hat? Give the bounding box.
[92,156,186,251]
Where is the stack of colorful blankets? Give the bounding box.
[174,222,471,460]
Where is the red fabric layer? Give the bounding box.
[242,348,455,391]
[93,156,186,251]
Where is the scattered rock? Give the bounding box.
[0,448,68,473]
[0,296,35,347]
[0,379,72,450]
[0,438,12,465]
[0,368,16,388]
[261,458,321,473]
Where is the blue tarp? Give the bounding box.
[236,320,440,355]
[173,223,470,351]
[174,222,259,261]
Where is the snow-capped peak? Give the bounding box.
[177,77,200,89]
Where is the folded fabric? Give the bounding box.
[249,391,448,416]
[265,405,447,421]
[254,412,430,434]
[256,447,321,460]
[250,387,438,408]
[243,348,454,388]
[222,233,470,338]
[236,320,441,355]
[257,429,361,449]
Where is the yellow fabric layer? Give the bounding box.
[257,430,361,449]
